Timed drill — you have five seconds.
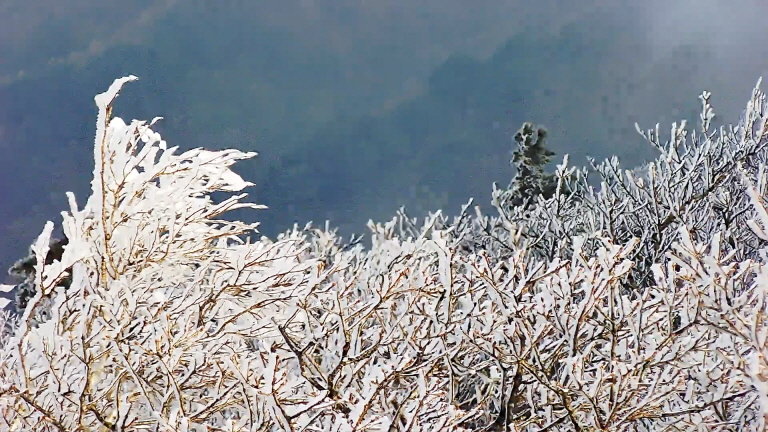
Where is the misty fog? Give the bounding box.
[1,0,767,284]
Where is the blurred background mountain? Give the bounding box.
[2,0,768,285]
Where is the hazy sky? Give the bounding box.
[2,0,768,288]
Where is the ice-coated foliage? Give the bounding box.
[3,76,768,431]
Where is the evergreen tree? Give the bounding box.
[506,122,557,207]
[7,235,70,313]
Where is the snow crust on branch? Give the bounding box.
[2,76,768,430]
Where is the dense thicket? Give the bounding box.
[2,77,768,431]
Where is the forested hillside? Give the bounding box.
[3,0,768,281]
[0,0,584,274]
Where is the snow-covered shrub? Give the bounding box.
[3,76,768,431]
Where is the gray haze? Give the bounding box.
[1,0,768,288]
